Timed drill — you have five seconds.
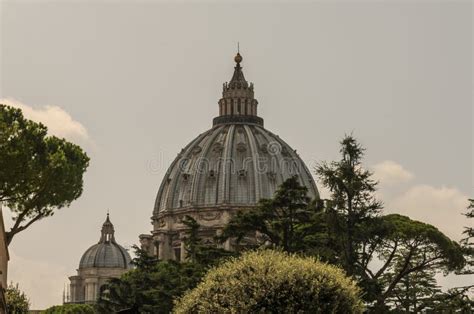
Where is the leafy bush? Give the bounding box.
[5,282,29,314]
[174,250,364,313]
[42,303,96,314]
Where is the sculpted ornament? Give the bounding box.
[198,211,222,221]
[158,219,166,228]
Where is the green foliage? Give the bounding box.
[42,303,96,314]
[315,135,465,311]
[384,255,441,312]
[174,250,364,313]
[429,286,474,313]
[0,104,90,245]
[316,135,382,276]
[5,282,29,314]
[220,176,330,256]
[355,214,465,310]
[96,246,205,314]
[460,199,474,275]
[181,215,235,267]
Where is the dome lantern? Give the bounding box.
[215,52,263,126]
[100,212,115,243]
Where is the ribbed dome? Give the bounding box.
[154,124,318,214]
[79,242,131,269]
[79,214,132,269]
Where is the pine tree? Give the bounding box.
[315,135,382,277]
[384,254,441,312]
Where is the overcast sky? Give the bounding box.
[0,0,472,309]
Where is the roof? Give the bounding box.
[79,241,131,269]
[78,214,132,269]
[153,124,318,214]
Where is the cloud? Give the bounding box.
[8,250,68,310]
[372,160,414,185]
[1,98,89,142]
[387,184,469,240]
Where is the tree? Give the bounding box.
[360,214,464,310]
[96,246,205,313]
[219,176,328,255]
[174,250,364,313]
[315,135,382,277]
[384,253,441,312]
[181,215,235,267]
[429,286,474,313]
[0,104,90,245]
[315,136,465,310]
[460,199,473,275]
[5,282,29,314]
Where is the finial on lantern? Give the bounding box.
[234,42,242,64]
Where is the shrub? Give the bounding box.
[5,282,29,314]
[42,303,96,314]
[174,250,364,313]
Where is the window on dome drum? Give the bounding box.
[231,100,234,115]
[238,99,241,114]
[174,246,181,261]
[179,200,183,208]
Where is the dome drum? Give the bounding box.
[213,115,264,127]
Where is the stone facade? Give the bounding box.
[67,214,131,304]
[141,53,319,260]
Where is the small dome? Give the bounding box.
[78,214,132,269]
[79,242,131,269]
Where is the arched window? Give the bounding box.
[174,245,181,261]
[231,99,234,115]
[245,99,248,115]
[237,99,241,115]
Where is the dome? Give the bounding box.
[79,242,131,269]
[79,214,132,269]
[154,124,318,214]
[153,53,318,215]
